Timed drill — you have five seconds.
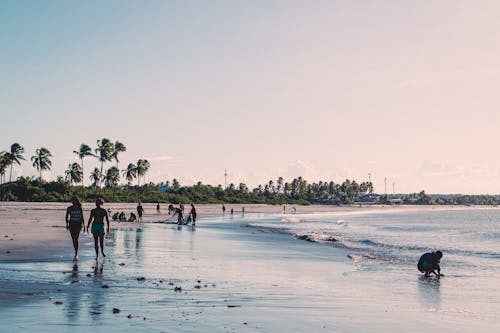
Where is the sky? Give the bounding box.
[1,0,500,194]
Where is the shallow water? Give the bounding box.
[1,204,499,332]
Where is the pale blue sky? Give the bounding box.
[2,1,500,194]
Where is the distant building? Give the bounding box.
[354,194,381,203]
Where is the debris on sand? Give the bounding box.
[113,308,120,314]
[118,263,125,266]
[101,285,110,289]
[174,286,182,292]
[54,300,63,305]
[137,277,146,281]
[127,314,133,319]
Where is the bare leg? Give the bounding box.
[72,235,79,258]
[99,234,106,257]
[93,233,99,258]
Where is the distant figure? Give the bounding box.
[242,206,245,215]
[87,198,110,259]
[128,212,137,222]
[173,207,184,225]
[190,204,197,225]
[222,205,226,214]
[136,202,144,222]
[179,203,185,214]
[292,206,297,213]
[66,196,84,260]
[156,202,160,212]
[119,211,126,222]
[418,251,443,277]
[111,212,119,221]
[230,208,234,216]
[283,205,286,213]
[168,204,174,215]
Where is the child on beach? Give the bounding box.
[87,198,110,259]
[418,251,443,277]
[65,196,84,260]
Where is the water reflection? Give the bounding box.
[65,263,81,321]
[90,260,106,319]
[417,276,441,311]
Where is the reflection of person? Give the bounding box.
[66,196,84,260]
[136,202,144,222]
[418,251,443,277]
[87,198,110,259]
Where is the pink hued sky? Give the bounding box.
[1,1,500,194]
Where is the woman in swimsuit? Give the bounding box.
[65,196,84,260]
[87,198,110,259]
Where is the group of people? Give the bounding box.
[169,203,197,225]
[110,203,144,223]
[66,196,109,260]
[66,196,445,278]
[65,197,199,260]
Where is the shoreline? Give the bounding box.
[0,202,496,262]
[1,203,499,332]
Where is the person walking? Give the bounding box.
[65,196,84,260]
[87,198,110,260]
[190,204,197,225]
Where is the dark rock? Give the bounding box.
[113,308,120,314]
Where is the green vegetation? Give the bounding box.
[1,140,499,205]
[0,176,369,204]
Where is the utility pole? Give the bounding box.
[224,169,228,189]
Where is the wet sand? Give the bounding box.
[0,203,498,332]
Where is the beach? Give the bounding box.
[0,203,499,332]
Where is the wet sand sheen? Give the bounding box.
[0,203,499,332]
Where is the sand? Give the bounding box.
[0,202,498,332]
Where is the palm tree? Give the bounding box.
[31,147,52,181]
[1,143,25,182]
[95,138,115,187]
[0,154,9,199]
[65,163,83,185]
[104,167,120,188]
[73,144,94,189]
[112,141,126,168]
[136,159,150,186]
[89,168,101,188]
[122,163,137,185]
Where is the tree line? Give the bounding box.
[0,140,150,193]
